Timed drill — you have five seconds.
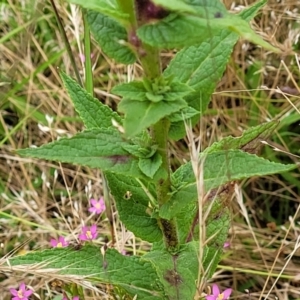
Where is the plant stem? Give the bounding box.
[139,43,179,251]
[82,9,93,95]
[116,0,137,29]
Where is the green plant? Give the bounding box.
[7,0,295,299]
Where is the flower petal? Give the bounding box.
[9,288,18,296]
[90,199,97,206]
[212,284,220,296]
[19,282,26,292]
[81,226,88,233]
[50,238,58,247]
[222,288,232,299]
[78,233,87,241]
[206,295,217,300]
[88,207,96,213]
[90,224,97,234]
[24,289,33,297]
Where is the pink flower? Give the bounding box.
[206,284,232,300]
[88,198,106,214]
[50,236,69,248]
[10,282,33,300]
[78,224,98,241]
[223,242,230,248]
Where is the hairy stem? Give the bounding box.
[139,42,179,251]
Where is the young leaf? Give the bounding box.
[118,98,187,137]
[112,81,147,101]
[105,172,163,242]
[17,128,144,178]
[60,72,122,130]
[160,150,296,219]
[8,244,164,300]
[113,79,192,102]
[87,10,136,64]
[139,153,162,179]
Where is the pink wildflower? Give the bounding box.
[50,236,69,248]
[206,284,232,300]
[223,242,230,248]
[88,198,106,214]
[10,282,33,300]
[78,224,98,241]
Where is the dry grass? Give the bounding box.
[0,0,300,299]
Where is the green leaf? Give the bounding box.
[113,80,192,102]
[105,173,163,242]
[112,81,147,101]
[119,98,187,137]
[152,0,197,14]
[160,150,296,219]
[168,106,199,122]
[204,120,279,154]
[87,11,136,64]
[137,13,212,49]
[139,153,162,179]
[17,128,144,178]
[164,0,274,140]
[175,188,231,244]
[143,241,224,299]
[143,243,199,300]
[67,0,128,23]
[8,244,164,300]
[206,207,231,248]
[137,5,277,51]
[60,72,122,130]
[239,0,267,22]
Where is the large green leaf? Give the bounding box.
[137,3,277,51]
[143,243,199,300]
[143,241,224,299]
[204,120,279,154]
[105,173,163,243]
[61,72,122,130]
[87,11,136,64]
[8,244,164,300]
[160,150,296,219]
[17,128,144,178]
[164,0,270,140]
